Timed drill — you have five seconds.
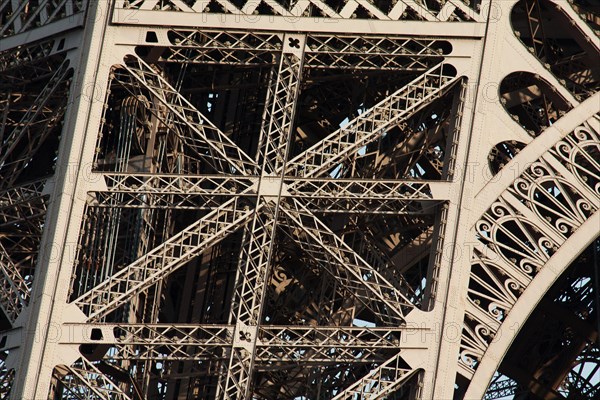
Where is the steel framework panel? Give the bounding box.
[1,0,599,399]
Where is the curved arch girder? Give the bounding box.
[459,113,600,394]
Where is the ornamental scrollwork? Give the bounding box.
[476,198,558,275]
[550,118,600,197]
[459,114,600,375]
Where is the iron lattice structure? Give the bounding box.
[0,0,599,399]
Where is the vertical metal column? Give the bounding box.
[219,34,305,399]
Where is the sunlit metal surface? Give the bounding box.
[0,0,598,399]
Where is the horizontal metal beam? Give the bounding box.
[0,14,84,52]
[91,173,257,209]
[286,178,447,214]
[304,34,445,70]
[90,173,448,214]
[255,326,406,363]
[112,5,487,37]
[137,29,446,71]
[61,323,416,364]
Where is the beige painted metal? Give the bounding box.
[0,0,598,398]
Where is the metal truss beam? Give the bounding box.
[0,59,70,188]
[284,63,460,179]
[73,196,256,321]
[0,178,47,226]
[139,29,448,71]
[255,326,402,364]
[112,0,484,23]
[0,0,86,39]
[63,324,410,364]
[120,54,258,175]
[162,29,280,66]
[0,242,30,324]
[92,173,446,214]
[304,34,446,71]
[67,323,232,361]
[219,36,306,399]
[113,13,485,39]
[280,198,415,325]
[53,358,132,400]
[332,353,418,400]
[91,173,256,209]
[484,374,518,400]
[285,179,447,214]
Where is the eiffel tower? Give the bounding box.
[1,0,598,398]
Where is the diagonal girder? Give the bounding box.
[284,63,459,180]
[0,354,14,399]
[73,195,257,321]
[0,241,30,324]
[0,178,48,227]
[390,227,435,274]
[332,353,418,400]
[349,229,424,307]
[0,59,70,188]
[0,0,85,38]
[54,358,132,400]
[280,198,415,325]
[120,54,258,175]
